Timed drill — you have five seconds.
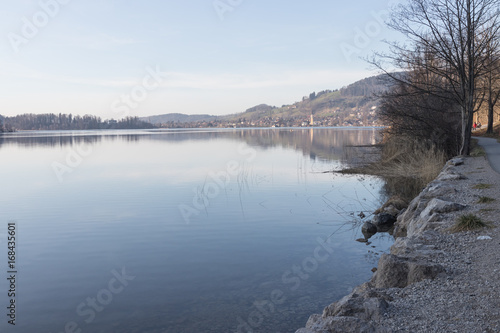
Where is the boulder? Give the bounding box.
[302,315,378,333]
[447,157,465,166]
[363,297,389,321]
[390,234,445,258]
[295,328,317,333]
[372,254,444,288]
[423,183,458,201]
[437,172,466,181]
[372,213,397,232]
[393,197,430,238]
[322,284,392,320]
[419,198,466,219]
[394,196,466,238]
[362,222,377,237]
[374,196,408,216]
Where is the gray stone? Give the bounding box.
[363,297,389,321]
[362,222,377,237]
[323,293,366,318]
[372,254,411,288]
[295,328,318,333]
[437,172,466,181]
[372,254,444,288]
[301,315,327,332]
[381,205,402,218]
[423,183,458,200]
[448,157,465,166]
[396,197,466,237]
[393,197,430,238]
[391,236,445,258]
[322,283,392,323]
[374,196,408,216]
[372,213,397,232]
[305,315,377,333]
[407,261,445,285]
[419,198,466,220]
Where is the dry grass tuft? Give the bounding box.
[342,136,447,200]
[470,139,486,157]
[375,136,447,183]
[477,196,496,204]
[473,183,493,189]
[450,214,489,232]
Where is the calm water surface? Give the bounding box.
[0,128,392,333]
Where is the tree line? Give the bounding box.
[0,113,155,131]
[374,0,500,156]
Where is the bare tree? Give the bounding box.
[483,35,500,134]
[378,60,462,155]
[372,0,500,155]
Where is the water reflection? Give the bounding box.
[0,127,380,163]
[0,127,391,333]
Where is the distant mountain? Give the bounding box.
[244,104,276,114]
[141,113,217,125]
[141,74,392,127]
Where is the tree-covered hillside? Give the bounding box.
[1,114,155,131]
[220,74,391,127]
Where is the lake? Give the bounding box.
[0,127,392,333]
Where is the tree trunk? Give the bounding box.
[487,99,494,134]
[460,106,474,156]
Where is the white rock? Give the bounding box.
[420,198,466,220]
[448,157,465,166]
[437,173,466,181]
[477,236,492,240]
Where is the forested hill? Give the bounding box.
[339,74,390,97]
[219,73,391,127]
[0,114,154,131]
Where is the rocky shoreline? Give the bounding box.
[295,155,500,333]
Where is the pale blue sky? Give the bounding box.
[0,0,401,119]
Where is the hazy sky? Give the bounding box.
[0,0,401,119]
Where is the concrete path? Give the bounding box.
[476,137,500,174]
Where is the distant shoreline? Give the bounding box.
[2,125,386,133]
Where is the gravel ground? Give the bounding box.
[381,155,500,333]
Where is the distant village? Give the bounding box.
[156,107,380,129]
